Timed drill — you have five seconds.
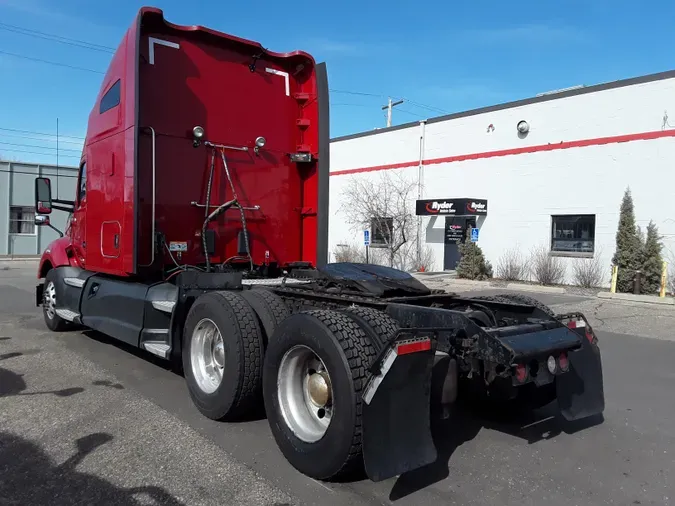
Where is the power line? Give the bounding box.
[0,141,81,153]
[0,25,447,130]
[330,102,376,108]
[0,50,105,74]
[0,22,115,53]
[1,27,447,119]
[330,89,383,98]
[0,132,83,146]
[0,127,84,141]
[395,108,427,119]
[0,148,80,159]
[400,98,449,115]
[330,88,448,116]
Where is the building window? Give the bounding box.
[9,206,36,235]
[370,217,393,247]
[99,79,121,114]
[551,214,595,255]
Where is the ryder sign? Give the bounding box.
[415,198,488,216]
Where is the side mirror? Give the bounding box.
[35,177,53,214]
[34,213,63,237]
[35,215,51,226]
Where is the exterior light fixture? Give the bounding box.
[254,136,266,154]
[192,125,205,147]
[517,120,530,134]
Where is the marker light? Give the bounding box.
[515,364,527,383]
[558,353,569,372]
[193,126,205,139]
[255,136,266,148]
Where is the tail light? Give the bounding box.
[567,318,596,344]
[515,364,528,383]
[396,337,431,355]
[558,352,569,372]
[546,355,557,374]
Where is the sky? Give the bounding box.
[1,0,674,166]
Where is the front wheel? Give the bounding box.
[42,270,69,332]
[262,310,375,481]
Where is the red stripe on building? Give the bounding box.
[330,128,675,176]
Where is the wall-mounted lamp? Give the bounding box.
[254,136,266,155]
[192,125,205,147]
[516,120,530,134]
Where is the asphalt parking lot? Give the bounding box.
[1,263,674,506]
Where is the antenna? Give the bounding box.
[56,117,60,198]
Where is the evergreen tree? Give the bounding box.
[641,221,663,294]
[612,187,642,292]
[456,227,493,280]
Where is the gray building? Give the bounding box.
[1,160,79,257]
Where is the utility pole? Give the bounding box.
[382,97,404,127]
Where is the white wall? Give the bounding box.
[328,74,675,286]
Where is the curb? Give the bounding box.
[597,292,675,306]
[416,275,567,295]
[0,258,39,270]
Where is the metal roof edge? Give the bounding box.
[330,69,675,143]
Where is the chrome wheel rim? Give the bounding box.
[190,318,225,394]
[43,281,56,320]
[277,345,334,443]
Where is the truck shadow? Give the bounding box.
[0,431,186,505]
[82,329,179,373]
[388,401,604,501]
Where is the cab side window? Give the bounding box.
[99,79,121,114]
[78,162,87,204]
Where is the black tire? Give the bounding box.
[42,269,69,332]
[182,291,264,421]
[339,306,398,353]
[497,293,556,317]
[262,310,376,481]
[240,288,290,347]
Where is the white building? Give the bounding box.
[328,69,675,286]
[0,161,78,257]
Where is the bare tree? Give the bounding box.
[332,243,366,263]
[389,239,437,272]
[666,249,675,295]
[571,248,606,288]
[340,171,418,268]
[495,247,527,281]
[528,244,566,285]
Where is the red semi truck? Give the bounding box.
[33,7,605,482]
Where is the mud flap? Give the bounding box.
[556,336,605,420]
[361,337,437,482]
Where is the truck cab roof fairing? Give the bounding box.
[132,7,321,275]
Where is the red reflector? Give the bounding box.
[559,353,569,371]
[567,320,577,329]
[585,329,594,344]
[396,339,431,355]
[515,364,527,383]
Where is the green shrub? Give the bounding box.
[456,228,493,280]
[612,187,642,293]
[641,221,663,294]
